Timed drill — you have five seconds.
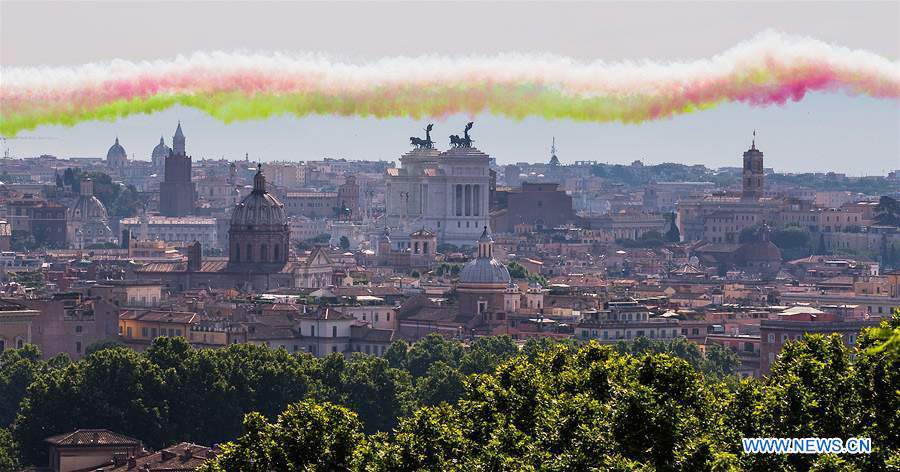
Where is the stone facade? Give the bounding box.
[385,144,492,247]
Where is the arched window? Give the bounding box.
[260,244,268,262]
[246,244,253,262]
[274,244,280,261]
[16,338,24,349]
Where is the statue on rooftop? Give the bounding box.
[450,122,474,148]
[410,124,435,149]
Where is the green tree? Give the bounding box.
[405,334,464,378]
[459,335,519,375]
[0,427,19,472]
[874,196,900,226]
[199,401,362,472]
[14,348,168,464]
[317,353,412,434]
[340,236,351,250]
[413,361,465,407]
[770,226,813,261]
[0,345,43,427]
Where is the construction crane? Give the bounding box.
[0,135,58,158]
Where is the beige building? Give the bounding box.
[0,299,40,352]
[45,429,143,472]
[120,214,219,248]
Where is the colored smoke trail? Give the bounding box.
[1,31,898,136]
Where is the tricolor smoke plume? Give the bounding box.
[1,31,898,136]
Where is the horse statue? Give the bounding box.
[450,122,474,148]
[410,123,435,149]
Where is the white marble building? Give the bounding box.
[385,145,492,247]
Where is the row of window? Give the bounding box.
[766,332,856,345]
[581,329,679,340]
[119,325,183,339]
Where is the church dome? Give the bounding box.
[459,258,511,285]
[68,195,108,222]
[459,227,511,286]
[230,165,286,227]
[739,240,782,262]
[151,137,170,160]
[107,137,126,160]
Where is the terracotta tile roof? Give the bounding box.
[135,262,186,273]
[45,429,140,447]
[298,307,355,321]
[120,310,198,324]
[350,325,394,343]
[248,324,297,341]
[99,442,213,471]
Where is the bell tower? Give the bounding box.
[742,131,764,201]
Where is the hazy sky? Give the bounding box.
[2,1,899,174]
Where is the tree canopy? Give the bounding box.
[3,314,899,470]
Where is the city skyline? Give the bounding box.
[2,1,898,174]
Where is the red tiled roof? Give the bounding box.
[45,429,140,447]
[99,442,213,471]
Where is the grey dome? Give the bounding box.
[230,166,286,227]
[107,138,126,160]
[459,257,511,285]
[151,137,170,160]
[68,195,108,221]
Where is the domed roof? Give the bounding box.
[459,257,511,285]
[151,136,170,159]
[739,240,782,262]
[230,165,286,227]
[459,226,510,285]
[107,137,126,159]
[68,195,109,222]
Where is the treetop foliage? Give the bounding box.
[2,314,898,470]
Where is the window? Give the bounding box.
[375,314,379,323]
[75,341,82,353]
[332,346,337,353]
[768,334,775,343]
[175,329,181,337]
[142,327,149,337]
[310,325,315,337]
[151,328,158,338]
[75,325,83,333]
[274,244,280,261]
[16,338,24,349]
[691,328,699,336]
[744,342,754,353]
[0,339,4,351]
[332,326,337,337]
